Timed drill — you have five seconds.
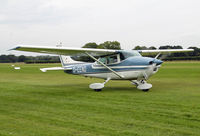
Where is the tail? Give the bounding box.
[59,55,84,67]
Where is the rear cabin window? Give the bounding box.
[98,57,107,64]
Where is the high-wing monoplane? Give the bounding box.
[11,45,193,92]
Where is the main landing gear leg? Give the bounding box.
[131,80,152,92]
[89,78,111,92]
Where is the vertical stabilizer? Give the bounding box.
[59,55,83,67]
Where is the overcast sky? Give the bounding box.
[1,0,200,55]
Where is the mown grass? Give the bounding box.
[0,62,200,136]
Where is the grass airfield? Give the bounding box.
[0,62,200,136]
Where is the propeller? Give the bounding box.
[149,60,157,72]
[142,61,156,80]
[156,52,171,61]
[144,57,163,80]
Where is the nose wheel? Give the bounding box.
[131,80,152,92]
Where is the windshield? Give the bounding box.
[119,50,141,59]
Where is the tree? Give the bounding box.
[97,41,121,50]
[18,55,26,62]
[188,47,200,56]
[159,45,173,49]
[133,46,148,50]
[0,55,10,63]
[159,45,182,49]
[149,46,157,50]
[82,42,98,48]
[159,45,186,57]
[7,55,17,63]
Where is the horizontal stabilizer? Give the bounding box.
[40,67,72,72]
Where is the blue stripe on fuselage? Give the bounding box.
[66,56,153,75]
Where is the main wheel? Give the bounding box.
[94,89,102,92]
[142,89,149,92]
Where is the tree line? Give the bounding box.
[0,41,199,63]
[0,55,60,63]
[82,42,200,61]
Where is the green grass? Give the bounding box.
[0,62,200,136]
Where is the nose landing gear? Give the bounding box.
[131,80,152,92]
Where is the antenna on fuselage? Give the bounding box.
[56,42,64,66]
[56,42,62,47]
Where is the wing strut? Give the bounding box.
[85,52,124,79]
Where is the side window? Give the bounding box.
[98,57,107,64]
[96,54,120,65]
[107,55,118,64]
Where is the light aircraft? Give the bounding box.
[11,45,193,92]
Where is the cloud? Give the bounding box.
[1,0,200,55]
[0,0,89,25]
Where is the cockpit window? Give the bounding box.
[107,55,118,64]
[97,54,120,65]
[96,51,141,65]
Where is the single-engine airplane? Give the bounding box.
[11,45,193,92]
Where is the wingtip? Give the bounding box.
[185,49,194,52]
[40,68,47,72]
[8,46,21,51]
[190,49,194,51]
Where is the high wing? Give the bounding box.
[11,45,116,56]
[11,45,194,56]
[138,49,194,55]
